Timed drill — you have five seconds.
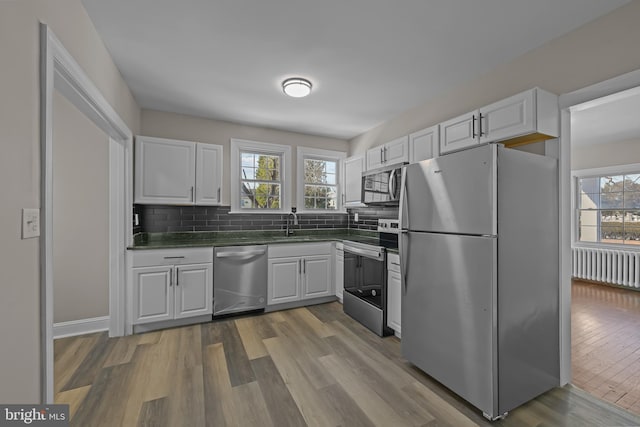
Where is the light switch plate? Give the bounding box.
[22,208,40,239]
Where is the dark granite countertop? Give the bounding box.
[128,229,380,250]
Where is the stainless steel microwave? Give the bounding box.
[362,163,406,205]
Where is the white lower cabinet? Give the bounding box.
[335,242,344,302]
[129,248,213,326]
[387,252,401,336]
[268,243,333,306]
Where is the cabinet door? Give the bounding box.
[409,125,439,163]
[195,143,223,205]
[174,263,213,319]
[479,89,535,144]
[302,255,332,299]
[387,270,402,334]
[132,265,173,324]
[335,244,344,302]
[383,135,409,164]
[366,145,385,170]
[268,257,301,305]
[135,136,196,204]
[440,112,478,155]
[344,155,365,207]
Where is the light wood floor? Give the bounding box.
[55,302,640,426]
[572,279,640,415]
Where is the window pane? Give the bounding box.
[241,167,256,180]
[579,192,599,209]
[600,209,623,243]
[601,192,623,209]
[305,197,315,209]
[305,159,327,184]
[241,153,255,167]
[600,175,623,192]
[578,210,598,242]
[624,192,640,209]
[579,177,599,194]
[325,173,336,185]
[624,210,640,244]
[624,174,640,191]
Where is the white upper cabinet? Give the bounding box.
[135,136,223,205]
[440,88,558,155]
[195,143,223,205]
[135,136,196,204]
[343,155,365,207]
[409,125,440,163]
[366,135,409,170]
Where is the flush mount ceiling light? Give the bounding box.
[282,77,312,98]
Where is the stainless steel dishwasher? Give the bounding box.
[213,245,268,316]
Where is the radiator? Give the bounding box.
[572,247,640,288]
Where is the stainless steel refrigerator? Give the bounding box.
[399,144,559,420]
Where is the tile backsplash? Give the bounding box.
[134,205,348,233]
[133,204,398,234]
[347,205,399,231]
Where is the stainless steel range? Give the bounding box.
[342,219,399,337]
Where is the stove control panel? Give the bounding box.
[377,219,400,234]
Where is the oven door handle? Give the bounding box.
[343,246,384,261]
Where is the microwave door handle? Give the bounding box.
[388,168,397,200]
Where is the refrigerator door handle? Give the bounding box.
[399,230,409,292]
[398,166,409,231]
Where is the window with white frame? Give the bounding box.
[297,147,346,212]
[575,167,640,246]
[230,139,291,213]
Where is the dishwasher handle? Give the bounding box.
[216,249,267,259]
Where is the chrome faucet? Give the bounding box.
[286,210,298,235]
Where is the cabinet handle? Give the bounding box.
[191,186,194,202]
[176,268,179,286]
[383,147,387,163]
[169,269,173,287]
[472,115,477,138]
[380,148,383,164]
[217,187,221,202]
[164,256,185,259]
[479,113,485,137]
[303,259,306,274]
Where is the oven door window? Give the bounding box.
[343,252,385,309]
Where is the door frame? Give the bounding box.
[40,24,133,403]
[558,67,640,386]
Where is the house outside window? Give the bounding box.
[230,139,291,213]
[576,167,640,246]
[297,147,346,213]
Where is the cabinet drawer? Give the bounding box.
[131,247,213,267]
[268,242,332,258]
[387,253,401,273]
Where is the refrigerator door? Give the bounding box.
[402,231,497,416]
[402,144,496,236]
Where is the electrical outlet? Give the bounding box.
[22,208,40,239]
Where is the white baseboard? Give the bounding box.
[53,316,109,339]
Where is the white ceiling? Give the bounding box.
[571,86,640,147]
[81,0,629,140]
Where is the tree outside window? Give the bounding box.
[240,152,281,209]
[303,158,337,210]
[578,174,640,245]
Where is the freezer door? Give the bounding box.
[401,231,497,416]
[403,144,495,235]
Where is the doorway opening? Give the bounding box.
[564,74,640,416]
[40,24,132,403]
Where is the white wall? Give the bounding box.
[52,90,110,323]
[350,1,640,155]
[140,110,349,207]
[0,0,139,403]
[572,138,640,170]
